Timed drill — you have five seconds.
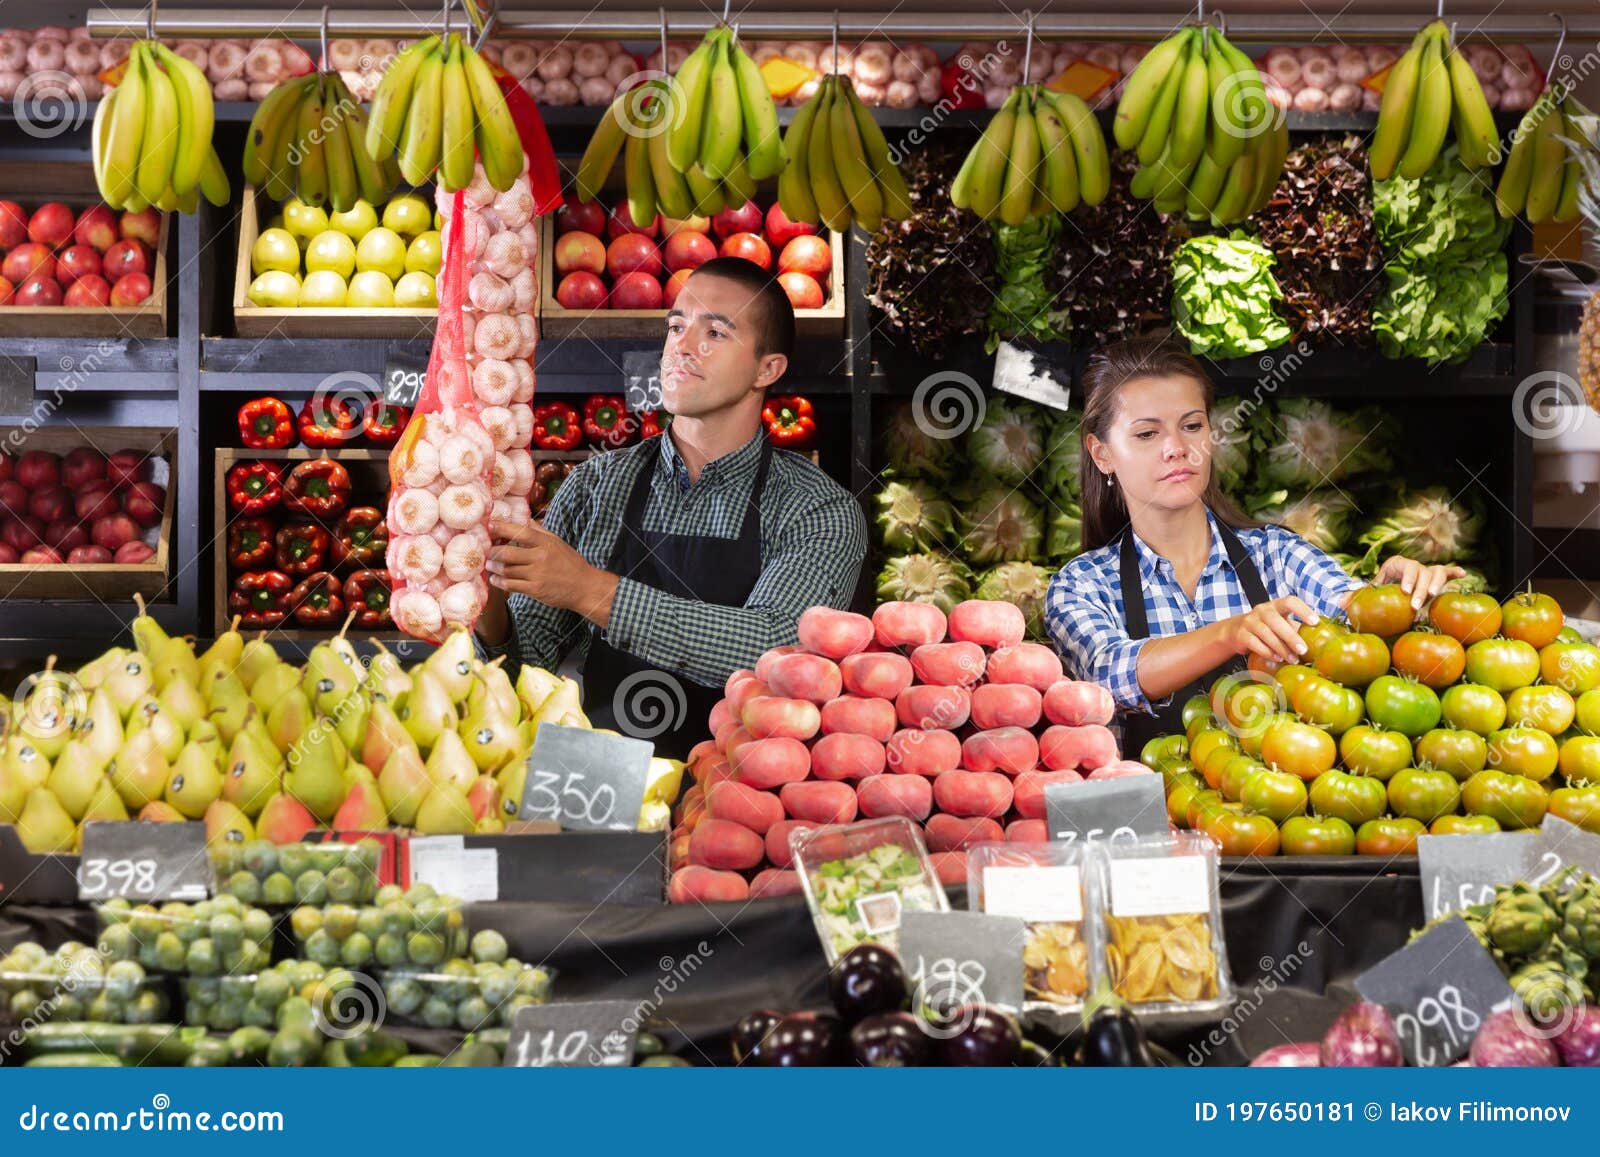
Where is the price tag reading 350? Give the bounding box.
[518,724,653,833]
[78,822,211,902]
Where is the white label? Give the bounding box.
[981,865,1083,922]
[856,890,904,935]
[1109,856,1210,917]
[409,840,499,903]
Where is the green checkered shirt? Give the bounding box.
[480,428,867,689]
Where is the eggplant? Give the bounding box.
[1250,1042,1322,1067]
[730,1008,784,1065]
[850,1012,932,1066]
[1016,1039,1060,1067]
[1469,1009,1558,1067]
[1554,1005,1600,1067]
[1077,1004,1160,1066]
[828,944,909,1024]
[1320,1001,1402,1067]
[762,1012,845,1067]
[937,1004,1022,1067]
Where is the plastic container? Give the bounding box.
[966,841,1096,1010]
[378,961,554,1031]
[210,837,385,906]
[0,943,170,1025]
[96,896,275,977]
[183,960,367,1033]
[791,816,949,964]
[1090,832,1233,1014]
[285,891,469,969]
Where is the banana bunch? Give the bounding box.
[244,72,399,213]
[1113,26,1286,224]
[1495,93,1584,224]
[777,73,912,232]
[949,84,1108,225]
[365,32,525,193]
[94,40,229,213]
[1371,20,1499,180]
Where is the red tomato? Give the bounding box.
[1203,810,1282,857]
[1428,593,1501,645]
[1346,584,1416,638]
[1299,619,1348,663]
[1499,591,1564,650]
[1355,816,1425,856]
[1315,633,1391,689]
[1391,631,1466,690]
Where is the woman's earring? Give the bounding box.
[1106,474,1115,488]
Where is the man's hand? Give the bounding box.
[486,519,620,628]
[1374,556,1467,610]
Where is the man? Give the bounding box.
[476,256,867,758]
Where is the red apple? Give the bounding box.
[660,215,710,237]
[61,447,107,489]
[0,201,26,249]
[0,453,11,482]
[2,515,43,551]
[55,245,102,287]
[554,271,607,311]
[91,512,140,551]
[606,233,662,279]
[29,486,72,523]
[607,201,659,240]
[64,275,111,306]
[555,200,606,237]
[45,519,88,553]
[777,271,824,310]
[103,240,149,281]
[114,540,155,564]
[107,449,151,488]
[779,234,833,281]
[4,244,57,284]
[15,450,59,488]
[0,480,26,516]
[663,231,716,273]
[67,544,113,564]
[553,230,606,276]
[712,201,764,240]
[609,271,663,310]
[0,541,18,563]
[662,267,693,308]
[26,202,74,248]
[122,481,165,528]
[109,273,153,306]
[74,205,119,252]
[75,487,118,522]
[15,276,62,307]
[119,208,160,247]
[21,545,63,565]
[0,276,13,305]
[766,202,818,248]
[720,232,772,270]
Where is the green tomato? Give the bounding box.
[1292,676,1365,736]
[1505,685,1576,735]
[1181,695,1212,732]
[1547,783,1600,834]
[1387,767,1462,824]
[1440,682,1508,736]
[1308,768,1388,826]
[1355,816,1425,856]
[1364,675,1442,738]
[1559,735,1600,785]
[1338,725,1413,782]
[1485,727,1560,782]
[1220,754,1269,804]
[1463,638,1542,694]
[1279,815,1356,856]
[1430,813,1501,835]
[1413,728,1489,782]
[1578,689,1600,735]
[1539,640,1600,693]
[1461,769,1550,830]
[1140,733,1188,771]
[1240,768,1309,824]
[1166,773,1205,829]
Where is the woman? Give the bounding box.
[1044,335,1463,753]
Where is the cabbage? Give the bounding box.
[1040,409,1082,500]
[1249,488,1357,554]
[1251,398,1393,490]
[874,480,955,553]
[1044,499,1083,563]
[876,553,974,614]
[958,487,1045,565]
[1209,396,1259,496]
[1357,486,1484,569]
[883,402,958,480]
[965,396,1045,484]
[1171,233,1292,359]
[976,562,1056,639]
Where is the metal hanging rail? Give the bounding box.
[84,6,1600,43]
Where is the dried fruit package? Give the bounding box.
[386,161,540,641]
[966,840,1098,1011]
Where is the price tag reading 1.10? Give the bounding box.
[77,821,211,902]
[518,724,653,833]
[504,1000,638,1068]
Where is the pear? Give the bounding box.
[150,638,200,692]
[197,616,245,686]
[399,670,457,752]
[16,787,75,853]
[129,592,171,655]
[476,815,506,834]
[222,714,283,818]
[360,700,417,776]
[495,760,528,822]
[78,689,124,768]
[157,676,207,734]
[474,657,522,722]
[250,663,302,718]
[516,665,563,720]
[235,630,282,692]
[125,695,184,763]
[137,800,186,822]
[206,672,252,744]
[79,775,129,824]
[332,778,388,831]
[165,738,224,820]
[0,737,52,822]
[534,677,589,728]
[188,717,222,750]
[102,651,154,720]
[378,747,430,827]
[459,694,521,774]
[365,641,412,704]
[413,782,475,835]
[302,637,360,716]
[45,740,103,820]
[283,724,348,822]
[424,729,477,792]
[424,629,477,703]
[204,799,254,850]
[17,657,84,760]
[76,646,129,693]
[255,791,318,845]
[332,691,370,757]
[466,775,502,822]
[266,689,314,757]
[108,730,169,810]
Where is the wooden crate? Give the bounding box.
[232,185,438,340]
[0,161,169,339]
[0,425,175,600]
[537,213,846,339]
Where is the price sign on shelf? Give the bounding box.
[621,349,663,413]
[78,822,211,902]
[900,911,1026,1014]
[1043,776,1167,844]
[517,724,653,833]
[0,355,36,418]
[1354,915,1515,1067]
[504,999,638,1068]
[1417,833,1562,920]
[383,353,427,409]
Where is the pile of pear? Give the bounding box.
[0,602,641,855]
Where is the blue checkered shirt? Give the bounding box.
[1044,514,1364,715]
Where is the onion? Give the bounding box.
[1293,87,1330,112]
[543,76,579,106]
[499,42,536,78]
[536,44,573,82]
[1250,1043,1321,1067]
[1328,83,1363,112]
[1320,1002,1402,1067]
[1469,1009,1558,1068]
[1553,1005,1600,1066]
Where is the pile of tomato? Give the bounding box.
[1140,586,1600,857]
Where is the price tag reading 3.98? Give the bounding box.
[78,858,158,898]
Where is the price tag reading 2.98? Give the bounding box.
[1392,985,1482,1068]
[78,857,158,898]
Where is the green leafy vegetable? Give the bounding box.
[1044,499,1083,563]
[1209,396,1260,497]
[876,553,974,614]
[1170,233,1292,359]
[883,402,958,480]
[1248,487,1358,554]
[958,486,1045,566]
[1040,409,1082,501]
[1357,485,1485,570]
[985,216,1070,353]
[875,480,955,553]
[976,562,1056,639]
[965,396,1046,484]
[1250,398,1393,490]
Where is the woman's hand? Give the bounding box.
[1374,556,1467,611]
[1223,596,1321,664]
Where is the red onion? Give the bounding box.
[1554,1006,1600,1067]
[1251,1043,1322,1067]
[1469,1009,1559,1068]
[1320,1002,1402,1067]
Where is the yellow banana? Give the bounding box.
[1494,103,1539,217]
[1245,111,1289,215]
[624,113,657,232]
[1185,149,1228,218]
[963,87,1019,219]
[1167,38,1210,171]
[843,81,911,219]
[92,85,118,202]
[439,38,476,192]
[366,35,439,162]
[1526,99,1567,223]
[243,76,309,189]
[722,151,757,208]
[294,74,328,207]
[830,77,884,231]
[808,80,851,231]
[1113,31,1191,151]
[1554,155,1582,223]
[1045,90,1109,205]
[700,32,742,180]
[1210,146,1258,225]
[577,95,628,204]
[461,42,525,191]
[667,35,716,172]
[1398,30,1449,180]
[731,34,784,180]
[1136,32,1192,166]
[320,75,360,213]
[776,87,821,225]
[1203,33,1246,169]
[151,42,211,196]
[175,185,198,214]
[329,74,396,206]
[199,144,230,207]
[398,42,443,187]
[647,85,695,219]
[1370,41,1423,180]
[263,82,308,202]
[1446,44,1497,169]
[998,88,1040,226]
[136,44,179,206]
[1032,96,1079,214]
[684,162,725,217]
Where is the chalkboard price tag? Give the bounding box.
[1541,814,1600,880]
[1354,915,1516,1067]
[78,821,212,902]
[1043,776,1168,844]
[504,999,638,1067]
[518,723,653,833]
[621,349,663,413]
[383,353,426,408]
[0,355,35,418]
[1418,833,1564,920]
[899,911,1027,1014]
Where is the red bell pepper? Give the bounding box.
[227,462,284,515]
[762,395,815,448]
[283,457,351,520]
[332,506,388,569]
[363,402,408,446]
[238,397,296,449]
[228,569,292,628]
[940,57,986,110]
[227,517,276,570]
[533,402,583,451]
[298,396,360,448]
[344,569,392,628]
[582,394,635,448]
[638,410,664,439]
[289,571,345,626]
[274,521,331,576]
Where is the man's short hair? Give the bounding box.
[687,255,796,361]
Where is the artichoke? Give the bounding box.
[965,396,1046,484]
[1486,883,1563,957]
[1560,877,1600,960]
[883,402,959,480]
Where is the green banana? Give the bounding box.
[731,34,784,180]
[1398,28,1450,180]
[198,144,230,207]
[844,80,911,220]
[684,162,725,217]
[721,150,756,208]
[1045,90,1109,205]
[135,43,179,206]
[366,35,440,162]
[624,112,657,233]
[667,35,717,172]
[244,76,312,189]
[439,37,476,193]
[151,42,211,196]
[998,87,1040,226]
[1203,32,1247,169]
[1526,98,1568,223]
[293,73,328,207]
[577,95,627,204]
[1446,42,1498,170]
[397,42,444,187]
[1554,155,1582,223]
[777,88,822,225]
[461,41,525,192]
[646,84,695,220]
[1136,31,1192,166]
[1371,40,1423,180]
[319,75,360,213]
[699,31,742,180]
[1168,36,1211,170]
[830,77,882,230]
[1113,31,1192,151]
[330,74,397,206]
[1494,107,1537,217]
[963,87,1020,219]
[1184,149,1229,218]
[1032,94,1079,213]
[807,80,851,231]
[263,81,308,202]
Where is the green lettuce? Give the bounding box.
[1209,396,1259,496]
[1171,233,1292,359]
[1357,485,1485,569]
[1044,499,1083,563]
[883,402,958,480]
[1248,487,1358,554]
[1040,408,1082,500]
[1250,398,1393,490]
[984,216,1069,353]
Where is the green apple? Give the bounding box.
[282,199,330,244]
[299,270,348,307]
[348,271,396,308]
[247,270,302,308]
[382,194,433,239]
[306,230,358,279]
[355,228,406,280]
[405,231,442,276]
[393,271,437,307]
[251,228,302,276]
[328,201,379,241]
